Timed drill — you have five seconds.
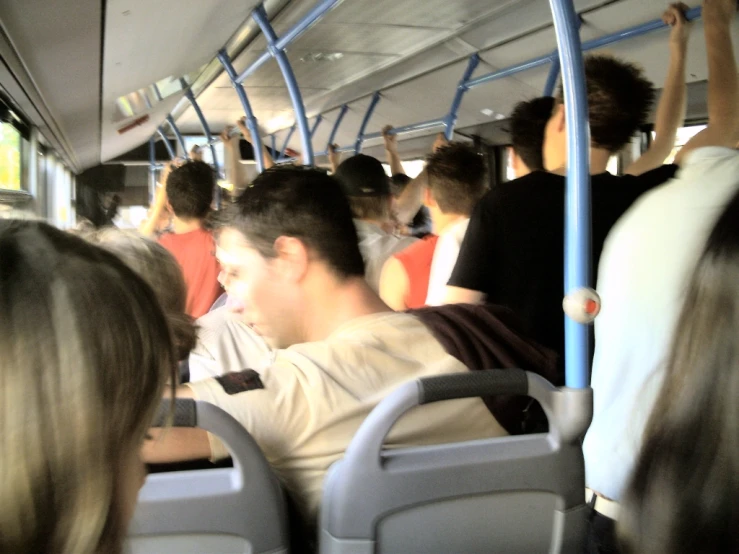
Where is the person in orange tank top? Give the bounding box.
[379,142,487,310]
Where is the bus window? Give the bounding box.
[653,124,707,164]
[383,159,425,178]
[0,122,21,191]
[183,136,224,167]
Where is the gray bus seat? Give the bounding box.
[319,369,593,554]
[127,399,290,554]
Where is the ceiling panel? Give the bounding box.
[286,23,444,56]
[154,0,737,171]
[318,0,502,28]
[100,0,260,163]
[460,0,614,51]
[0,0,102,170]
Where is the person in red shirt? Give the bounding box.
[142,160,222,318]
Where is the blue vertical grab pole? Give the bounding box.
[280,125,297,160]
[252,5,314,166]
[550,0,592,389]
[543,17,580,97]
[152,83,189,158]
[310,115,323,137]
[326,104,348,152]
[156,128,176,160]
[355,92,381,155]
[444,54,480,141]
[217,49,265,174]
[166,115,189,159]
[183,86,221,177]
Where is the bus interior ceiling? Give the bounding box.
[0,0,737,175]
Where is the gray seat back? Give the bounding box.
[127,399,289,554]
[320,369,593,554]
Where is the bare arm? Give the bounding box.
[237,117,274,170]
[395,169,426,225]
[328,143,341,173]
[379,257,410,311]
[382,125,404,176]
[139,163,172,237]
[190,144,204,163]
[394,131,451,223]
[626,4,690,175]
[442,286,485,305]
[141,385,213,464]
[675,0,739,165]
[220,125,244,193]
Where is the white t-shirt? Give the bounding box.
[584,147,739,501]
[187,311,506,519]
[188,306,273,382]
[355,220,417,293]
[425,217,469,306]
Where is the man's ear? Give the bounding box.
[272,236,309,283]
[555,103,566,133]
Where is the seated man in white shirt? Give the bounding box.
[143,166,506,523]
[583,0,739,550]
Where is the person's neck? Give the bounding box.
[360,218,386,228]
[172,216,203,234]
[300,275,392,343]
[548,147,612,176]
[433,212,467,235]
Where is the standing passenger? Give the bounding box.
[333,154,418,292]
[141,161,222,318]
[619,186,739,554]
[583,0,739,549]
[508,96,555,178]
[379,142,487,309]
[444,2,691,369]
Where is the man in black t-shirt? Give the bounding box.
[444,54,683,371]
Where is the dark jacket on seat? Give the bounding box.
[410,303,559,435]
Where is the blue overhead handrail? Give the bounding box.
[283,4,702,158]
[152,84,189,158]
[310,115,324,138]
[217,50,266,174]
[543,57,562,96]
[325,104,348,151]
[279,125,297,161]
[550,0,591,390]
[465,5,701,91]
[252,5,315,166]
[183,84,221,176]
[444,54,481,141]
[156,127,176,160]
[236,0,342,84]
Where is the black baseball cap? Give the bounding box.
[333,154,391,197]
